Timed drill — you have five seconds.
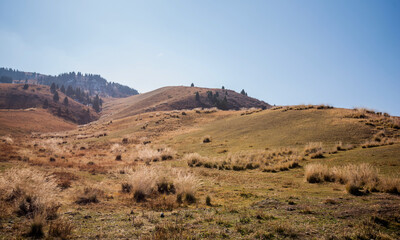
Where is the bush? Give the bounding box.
[206,196,212,206]
[75,187,102,205]
[26,215,45,238]
[48,218,74,239]
[126,167,199,203]
[0,168,59,219]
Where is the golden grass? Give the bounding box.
[0,168,60,218]
[186,148,303,172]
[125,166,199,203]
[304,142,324,158]
[305,163,399,195]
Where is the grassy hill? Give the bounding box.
[102,86,271,120]
[0,83,98,124]
[165,107,376,156]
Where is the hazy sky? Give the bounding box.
[1,0,399,115]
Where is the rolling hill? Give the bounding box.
[102,86,271,120]
[0,83,98,125]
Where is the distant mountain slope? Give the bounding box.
[103,86,271,120]
[0,67,138,98]
[0,84,98,124]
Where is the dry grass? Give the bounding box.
[304,142,324,158]
[186,148,303,172]
[125,166,199,204]
[75,187,103,205]
[305,163,398,195]
[48,218,74,239]
[136,146,176,162]
[0,168,60,218]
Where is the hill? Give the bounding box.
[0,83,98,124]
[102,86,271,120]
[0,108,76,135]
[0,67,139,98]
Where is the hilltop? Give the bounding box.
[102,86,271,120]
[0,67,139,98]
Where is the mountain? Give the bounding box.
[0,83,98,124]
[102,86,271,120]
[0,67,139,98]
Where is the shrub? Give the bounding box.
[206,196,212,206]
[121,183,132,193]
[48,218,74,239]
[202,136,212,143]
[127,167,157,202]
[175,171,199,204]
[26,214,45,238]
[0,168,59,219]
[75,187,103,205]
[305,164,332,183]
[184,153,206,167]
[304,142,324,158]
[379,177,400,194]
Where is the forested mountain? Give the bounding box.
[0,67,139,98]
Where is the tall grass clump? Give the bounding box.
[304,142,324,158]
[125,167,199,204]
[175,171,199,204]
[0,168,60,219]
[304,163,397,195]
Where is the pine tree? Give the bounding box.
[50,83,56,93]
[57,107,62,116]
[191,83,194,87]
[195,92,200,101]
[63,97,69,106]
[60,85,65,93]
[23,84,29,90]
[93,94,100,112]
[43,99,49,109]
[240,89,247,96]
[53,91,59,102]
[222,86,225,90]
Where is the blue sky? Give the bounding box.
[0,0,399,115]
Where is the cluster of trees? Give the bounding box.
[195,90,228,110]
[0,76,12,83]
[50,82,103,112]
[0,68,139,98]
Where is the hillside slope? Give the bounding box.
[102,86,271,120]
[0,108,76,135]
[0,84,98,124]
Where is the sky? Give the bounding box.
[0,0,399,115]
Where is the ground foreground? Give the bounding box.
[0,105,399,239]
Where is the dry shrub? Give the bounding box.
[126,166,199,204]
[127,166,158,202]
[187,149,302,172]
[26,214,45,238]
[0,135,13,144]
[184,153,207,167]
[305,163,397,195]
[48,218,74,239]
[202,135,212,143]
[379,177,400,194]
[175,171,199,204]
[304,142,324,158]
[305,163,332,183]
[361,137,398,148]
[0,168,59,219]
[334,141,354,151]
[75,187,103,205]
[110,143,125,154]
